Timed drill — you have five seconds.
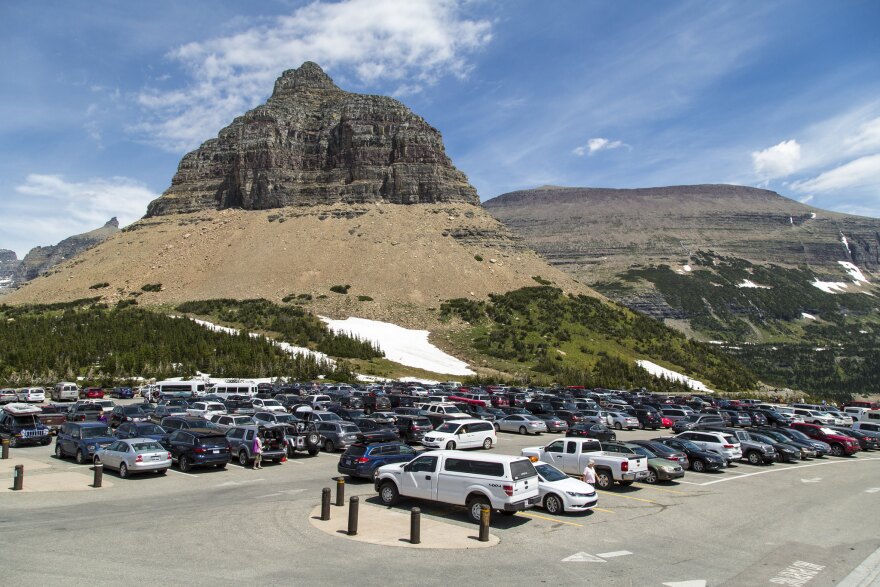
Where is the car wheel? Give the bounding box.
[692,459,706,472]
[157,469,167,475]
[75,450,85,465]
[179,455,192,472]
[619,480,634,486]
[40,437,52,446]
[482,438,493,450]
[379,481,399,505]
[308,447,320,456]
[119,463,129,478]
[324,440,334,453]
[830,444,844,457]
[467,496,490,523]
[614,422,622,430]
[239,450,250,465]
[215,463,227,470]
[519,426,527,435]
[645,469,658,484]
[747,451,762,465]
[595,470,612,490]
[55,443,64,459]
[307,432,321,447]
[446,441,456,450]
[544,494,564,514]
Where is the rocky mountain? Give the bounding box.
[146,62,478,217]
[0,249,19,290]
[13,218,120,283]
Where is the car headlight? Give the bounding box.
[566,491,590,497]
[87,445,96,452]
[660,466,675,473]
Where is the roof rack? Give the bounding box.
[3,403,43,415]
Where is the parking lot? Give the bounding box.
[1,412,879,587]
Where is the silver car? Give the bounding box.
[496,414,548,435]
[93,438,172,477]
[608,411,640,430]
[210,414,257,431]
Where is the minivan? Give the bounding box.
[422,418,497,450]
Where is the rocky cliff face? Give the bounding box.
[0,249,19,289]
[146,62,478,217]
[14,218,119,282]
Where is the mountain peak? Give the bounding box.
[271,61,341,97]
[105,217,119,228]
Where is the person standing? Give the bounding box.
[253,434,263,469]
[583,459,596,485]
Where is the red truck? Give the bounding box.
[790,423,860,456]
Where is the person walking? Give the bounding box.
[583,459,596,485]
[253,434,263,469]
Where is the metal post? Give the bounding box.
[478,505,490,542]
[92,464,103,488]
[321,487,331,521]
[1,438,9,459]
[347,496,359,536]
[13,464,23,491]
[410,507,421,544]
[336,477,345,506]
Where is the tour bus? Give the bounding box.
[211,382,259,399]
[52,382,80,402]
[155,380,207,399]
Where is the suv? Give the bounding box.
[55,421,115,464]
[0,404,52,447]
[394,415,433,443]
[162,429,231,471]
[672,413,724,433]
[705,427,777,465]
[352,417,399,443]
[225,425,288,466]
[422,419,496,450]
[108,405,149,428]
[316,421,361,453]
[337,441,419,479]
[161,416,221,431]
[674,430,743,465]
[790,423,860,456]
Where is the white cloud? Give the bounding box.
[752,139,801,179]
[792,154,880,195]
[573,137,625,157]
[135,0,492,152]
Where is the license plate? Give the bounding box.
[212,449,220,454]
[151,455,161,460]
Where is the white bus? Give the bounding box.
[211,382,259,399]
[155,380,207,398]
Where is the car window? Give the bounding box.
[565,442,577,454]
[546,440,565,453]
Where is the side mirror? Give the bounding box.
[403,464,413,472]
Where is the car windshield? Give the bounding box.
[444,406,463,414]
[233,417,256,425]
[632,446,656,458]
[673,439,701,451]
[436,422,461,433]
[818,427,837,435]
[82,426,112,438]
[785,429,810,441]
[510,459,538,481]
[136,424,166,435]
[262,400,282,407]
[123,407,146,415]
[271,414,295,423]
[412,418,432,426]
[535,463,568,482]
[11,415,40,426]
[132,441,163,452]
[198,436,228,448]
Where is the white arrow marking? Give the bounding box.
[662,581,707,587]
[596,550,632,558]
[801,477,822,483]
[865,487,880,493]
[561,552,606,562]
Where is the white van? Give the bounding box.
[211,382,258,399]
[422,418,497,450]
[155,380,207,398]
[846,407,880,422]
[53,382,79,402]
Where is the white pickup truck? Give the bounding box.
[521,438,648,489]
[375,450,540,522]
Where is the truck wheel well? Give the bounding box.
[466,491,490,505]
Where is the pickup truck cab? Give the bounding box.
[375,450,540,522]
[0,404,52,447]
[521,437,649,489]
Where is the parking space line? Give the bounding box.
[698,457,880,486]
[166,469,198,477]
[518,512,584,527]
[639,486,688,495]
[599,493,659,504]
[592,507,615,514]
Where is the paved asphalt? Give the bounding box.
[1,412,878,586]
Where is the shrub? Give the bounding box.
[141,283,162,292]
[89,282,110,289]
[357,295,374,302]
[474,255,483,262]
[330,285,351,294]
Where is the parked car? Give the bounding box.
[533,461,598,514]
[672,414,724,433]
[337,441,419,479]
[495,414,548,435]
[533,413,569,433]
[747,431,802,462]
[608,442,685,484]
[115,421,170,443]
[566,423,616,442]
[16,387,46,403]
[0,403,52,447]
[93,438,171,477]
[186,401,227,419]
[162,429,231,472]
[161,416,221,431]
[722,410,753,427]
[704,427,777,465]
[608,411,640,430]
[790,423,860,456]
[251,398,287,413]
[752,428,817,459]
[765,427,831,457]
[81,388,106,399]
[66,402,105,423]
[352,417,399,443]
[223,398,257,415]
[108,405,149,428]
[653,437,725,472]
[225,424,288,466]
[209,414,257,431]
[55,421,116,464]
[628,439,689,469]
[252,411,300,426]
[149,405,186,424]
[315,421,362,453]
[109,387,134,399]
[674,431,743,465]
[327,406,367,422]
[522,437,649,489]
[421,419,496,450]
[827,426,879,451]
[755,408,792,427]
[394,415,434,444]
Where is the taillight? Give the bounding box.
[503,484,513,496]
[167,453,172,459]
[621,461,629,472]
[724,444,735,449]
[135,455,143,463]
[355,457,369,463]
[193,447,206,453]
[669,456,679,461]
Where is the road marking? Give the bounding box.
[166,469,198,477]
[662,581,706,587]
[838,545,880,586]
[601,493,659,504]
[695,457,880,486]
[592,507,615,514]
[596,550,632,558]
[800,477,822,483]
[639,486,688,495]
[519,512,584,527]
[257,492,282,498]
[769,560,825,586]
[561,551,605,562]
[865,487,880,493]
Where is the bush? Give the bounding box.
[357,295,374,302]
[532,276,552,286]
[474,255,483,262]
[89,282,110,289]
[141,283,162,292]
[330,285,351,294]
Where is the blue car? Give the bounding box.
[337,441,419,479]
[55,421,116,464]
[115,421,170,444]
[111,387,134,399]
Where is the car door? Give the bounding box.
[105,441,125,469]
[542,439,567,469]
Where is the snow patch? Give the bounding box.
[635,359,711,392]
[737,279,771,289]
[320,316,474,376]
[682,265,692,272]
[810,212,817,219]
[811,280,849,294]
[838,261,869,284]
[840,233,850,252]
[860,330,869,334]
[189,318,332,363]
[789,216,793,225]
[801,313,817,320]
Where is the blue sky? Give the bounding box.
[1,0,879,256]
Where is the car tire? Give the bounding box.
[544,494,564,514]
[619,480,634,486]
[747,451,762,465]
[614,422,622,430]
[692,459,706,472]
[239,450,250,465]
[75,450,85,465]
[830,444,844,457]
[595,469,612,490]
[645,469,658,484]
[179,455,192,472]
[157,469,167,475]
[467,496,490,523]
[379,481,399,506]
[119,463,129,478]
[308,448,320,456]
[40,437,52,446]
[55,443,64,459]
[215,463,227,470]
[482,438,493,450]
[446,441,456,450]
[519,426,527,435]
[324,440,334,453]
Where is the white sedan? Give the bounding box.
[93,438,172,478]
[533,462,598,514]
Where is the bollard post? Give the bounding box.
[93,463,103,488]
[410,507,421,545]
[347,496,359,536]
[13,464,24,491]
[321,487,331,521]
[1,438,9,459]
[478,505,490,542]
[336,476,345,506]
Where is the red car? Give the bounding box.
[660,416,673,429]
[790,423,860,456]
[82,387,105,399]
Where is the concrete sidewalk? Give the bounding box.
[1,457,114,491]
[309,502,499,549]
